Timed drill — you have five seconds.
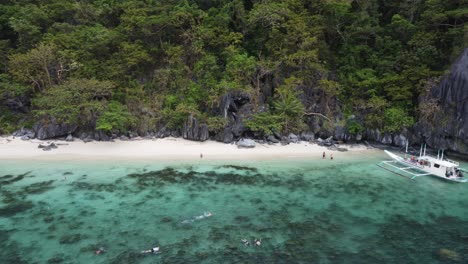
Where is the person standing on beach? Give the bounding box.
[322,152,326,159]
[330,154,333,160]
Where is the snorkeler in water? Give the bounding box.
[141,246,160,254]
[254,239,262,246]
[182,211,213,224]
[95,246,106,255]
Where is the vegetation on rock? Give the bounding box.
[0,0,466,138]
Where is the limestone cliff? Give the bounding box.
[415,48,468,154]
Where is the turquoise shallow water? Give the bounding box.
[1,151,468,264]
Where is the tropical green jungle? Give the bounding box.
[0,0,466,136]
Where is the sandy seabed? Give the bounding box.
[0,136,372,161]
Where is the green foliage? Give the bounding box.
[272,78,306,133]
[96,101,135,133]
[8,43,64,92]
[33,78,115,125]
[0,0,465,136]
[223,50,257,91]
[0,74,31,97]
[346,120,363,135]
[206,116,228,133]
[244,112,282,135]
[0,108,19,134]
[162,103,199,130]
[383,107,415,133]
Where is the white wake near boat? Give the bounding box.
[378,144,467,183]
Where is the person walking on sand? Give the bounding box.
[322,152,326,159]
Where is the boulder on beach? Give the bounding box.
[65,134,74,142]
[266,135,279,143]
[38,142,58,151]
[288,133,299,143]
[237,138,255,148]
[13,128,35,138]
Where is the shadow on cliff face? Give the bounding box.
[415,48,468,155]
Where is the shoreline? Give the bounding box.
[0,136,374,161]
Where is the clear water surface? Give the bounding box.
[1,151,467,263]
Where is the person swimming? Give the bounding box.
[241,238,249,246]
[182,211,213,223]
[141,246,160,254]
[196,211,213,219]
[204,211,213,217]
[254,239,262,246]
[95,246,106,255]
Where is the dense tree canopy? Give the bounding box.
[0,0,466,136]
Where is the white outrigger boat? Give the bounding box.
[378,144,467,183]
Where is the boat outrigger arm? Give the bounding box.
[378,143,467,183]
[377,156,431,180]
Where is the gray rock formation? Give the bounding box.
[34,121,77,140]
[182,114,209,141]
[393,133,407,147]
[65,134,73,142]
[365,129,382,142]
[324,136,334,146]
[156,126,172,138]
[237,138,256,148]
[300,132,315,142]
[214,91,251,143]
[38,142,58,151]
[333,125,346,141]
[266,135,279,143]
[215,127,235,143]
[381,134,392,145]
[288,133,299,143]
[415,48,468,154]
[96,131,110,141]
[13,128,35,138]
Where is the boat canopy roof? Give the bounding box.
[420,155,458,168]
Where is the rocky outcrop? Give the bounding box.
[214,90,252,143]
[237,138,255,148]
[300,132,314,142]
[288,133,299,143]
[65,134,73,142]
[415,48,468,154]
[77,131,110,141]
[392,133,407,147]
[182,114,209,141]
[12,128,35,139]
[266,135,279,143]
[33,121,77,140]
[156,126,173,138]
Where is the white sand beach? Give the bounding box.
[0,136,372,161]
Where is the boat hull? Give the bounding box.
[383,150,467,183]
